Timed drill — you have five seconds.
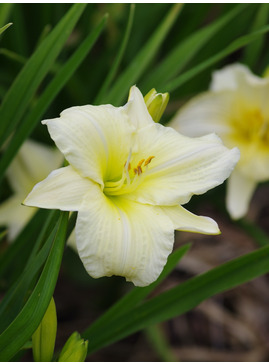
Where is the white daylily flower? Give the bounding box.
[24,86,239,286]
[169,64,269,220]
[0,140,63,240]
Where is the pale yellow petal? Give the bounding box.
[226,169,256,220]
[0,195,36,240]
[43,105,135,186]
[125,85,153,129]
[210,63,254,91]
[161,204,220,235]
[6,139,63,195]
[126,123,239,206]
[24,166,91,211]
[169,91,233,138]
[76,184,174,287]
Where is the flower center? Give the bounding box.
[229,107,269,150]
[103,150,155,196]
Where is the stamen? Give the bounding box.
[144,156,155,166]
[104,154,156,196]
[137,159,145,167]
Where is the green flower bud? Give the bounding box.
[58,332,88,362]
[32,297,57,362]
[144,88,169,123]
[263,65,269,78]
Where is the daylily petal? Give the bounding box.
[0,196,35,240]
[210,63,255,91]
[126,123,239,205]
[161,204,220,235]
[24,166,92,211]
[43,104,135,186]
[169,91,233,138]
[6,140,63,194]
[76,184,174,287]
[211,63,269,116]
[226,169,256,220]
[125,85,154,129]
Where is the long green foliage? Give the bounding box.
[85,245,269,354]
[0,4,269,361]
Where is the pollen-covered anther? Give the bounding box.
[144,156,155,166]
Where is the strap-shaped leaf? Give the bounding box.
[141,4,249,92]
[163,25,269,92]
[86,243,191,334]
[0,214,58,333]
[0,22,12,36]
[0,209,52,281]
[94,4,135,104]
[0,212,68,361]
[85,244,269,355]
[0,4,86,147]
[105,4,183,106]
[243,4,269,67]
[0,13,107,182]
[0,4,13,28]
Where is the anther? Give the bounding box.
[137,159,145,168]
[144,156,155,166]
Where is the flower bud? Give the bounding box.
[144,88,169,123]
[32,297,57,362]
[58,332,88,362]
[263,65,269,78]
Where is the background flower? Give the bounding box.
[169,63,269,219]
[0,139,63,240]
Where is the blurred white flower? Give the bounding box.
[24,86,239,286]
[169,64,269,219]
[0,140,63,240]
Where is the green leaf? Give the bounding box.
[0,211,60,333]
[237,218,269,247]
[83,244,190,336]
[0,4,86,148]
[85,244,269,355]
[0,209,52,282]
[0,4,13,28]
[0,13,107,182]
[163,25,269,93]
[105,4,183,106]
[0,22,12,36]
[94,4,135,104]
[141,4,248,92]
[145,324,177,362]
[0,48,26,64]
[243,4,269,68]
[0,211,68,361]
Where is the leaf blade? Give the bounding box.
[0,13,107,181]
[141,4,249,91]
[0,212,69,361]
[85,245,269,355]
[0,3,86,147]
[163,25,269,92]
[106,4,183,106]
